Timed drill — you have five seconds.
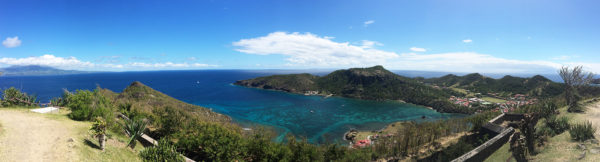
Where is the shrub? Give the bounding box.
[139,139,185,162]
[1,87,38,107]
[124,118,147,148]
[569,121,596,141]
[545,115,570,136]
[175,122,245,161]
[66,89,113,121]
[90,117,108,151]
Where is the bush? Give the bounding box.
[569,121,596,141]
[1,87,38,107]
[139,139,185,162]
[545,115,570,136]
[124,118,147,148]
[174,122,245,161]
[66,89,113,121]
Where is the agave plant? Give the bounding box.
[124,118,147,148]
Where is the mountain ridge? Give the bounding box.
[0,65,91,76]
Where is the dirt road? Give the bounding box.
[584,102,600,137]
[0,109,79,162]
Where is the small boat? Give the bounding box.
[196,81,200,84]
[310,110,315,113]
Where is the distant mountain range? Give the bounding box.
[235,66,571,114]
[421,73,563,98]
[0,65,91,76]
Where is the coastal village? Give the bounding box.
[344,87,539,149]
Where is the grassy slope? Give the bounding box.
[0,108,142,161]
[485,98,600,162]
[103,81,232,124]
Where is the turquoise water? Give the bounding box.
[0,70,465,143]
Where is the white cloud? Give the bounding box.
[388,52,564,73]
[551,55,572,60]
[462,39,472,43]
[0,54,216,71]
[364,20,375,26]
[232,32,398,67]
[0,54,94,69]
[360,40,383,48]
[128,62,215,68]
[2,36,22,48]
[409,47,427,52]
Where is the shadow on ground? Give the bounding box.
[84,139,101,150]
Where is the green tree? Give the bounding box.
[66,89,112,121]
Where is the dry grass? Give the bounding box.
[0,108,142,162]
[482,97,507,103]
[516,99,600,162]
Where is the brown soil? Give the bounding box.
[0,109,80,161]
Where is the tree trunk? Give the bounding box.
[99,134,106,151]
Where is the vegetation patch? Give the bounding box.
[569,121,596,142]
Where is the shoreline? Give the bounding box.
[234,83,463,114]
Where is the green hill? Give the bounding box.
[236,66,465,113]
[423,73,563,97]
[101,81,231,124]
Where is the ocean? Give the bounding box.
[0,70,465,143]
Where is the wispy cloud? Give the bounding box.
[363,20,375,27]
[551,55,576,60]
[390,52,564,73]
[409,47,427,52]
[2,36,22,48]
[0,54,216,71]
[128,62,215,68]
[232,32,398,67]
[360,40,383,48]
[462,39,472,43]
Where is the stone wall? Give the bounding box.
[451,113,524,162]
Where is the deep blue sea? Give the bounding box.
[0,70,466,143]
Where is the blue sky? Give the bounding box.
[0,0,599,73]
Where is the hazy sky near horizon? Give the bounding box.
[0,0,599,73]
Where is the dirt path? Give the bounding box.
[0,109,79,162]
[584,102,600,137]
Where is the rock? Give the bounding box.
[591,139,599,144]
[578,151,586,160]
[590,148,600,154]
[67,138,74,142]
[578,143,587,150]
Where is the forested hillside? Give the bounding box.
[423,73,564,98]
[236,66,466,113]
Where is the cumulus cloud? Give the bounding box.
[0,54,94,69]
[364,20,375,26]
[232,32,398,67]
[462,39,472,43]
[409,47,426,52]
[388,52,564,73]
[2,36,22,48]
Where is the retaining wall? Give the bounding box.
[451,113,524,162]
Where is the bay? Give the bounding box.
[0,70,465,143]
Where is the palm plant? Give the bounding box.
[124,118,147,148]
[90,117,107,151]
